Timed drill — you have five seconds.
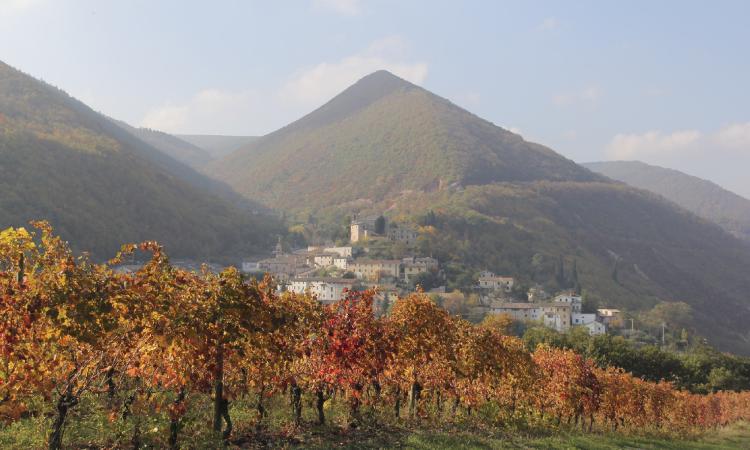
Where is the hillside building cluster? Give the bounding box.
[488,290,620,335]
[242,214,623,336]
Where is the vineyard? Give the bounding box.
[2,223,750,448]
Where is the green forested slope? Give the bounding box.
[208,70,601,210]
[0,61,279,260]
[379,182,750,354]
[585,160,750,242]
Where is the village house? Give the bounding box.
[554,292,582,313]
[333,256,350,270]
[527,286,550,303]
[597,308,623,328]
[387,224,419,245]
[583,320,607,335]
[289,277,356,304]
[401,256,438,282]
[350,258,401,281]
[572,313,597,326]
[313,253,337,268]
[257,254,308,281]
[478,275,515,293]
[489,302,572,332]
[324,246,353,258]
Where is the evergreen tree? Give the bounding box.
[374,215,386,235]
[555,255,566,287]
[571,259,581,293]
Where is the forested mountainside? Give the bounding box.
[0,60,279,260]
[208,70,603,211]
[585,160,750,242]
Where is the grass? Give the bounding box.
[1,395,748,449]
[299,421,750,449]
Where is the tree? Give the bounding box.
[570,259,581,294]
[480,313,514,335]
[555,255,566,287]
[374,215,386,235]
[385,294,458,418]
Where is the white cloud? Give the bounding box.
[140,36,428,135]
[716,122,750,150]
[606,130,702,160]
[603,122,750,198]
[279,35,428,108]
[606,122,750,161]
[537,17,559,31]
[553,85,602,107]
[312,0,362,16]
[141,88,269,134]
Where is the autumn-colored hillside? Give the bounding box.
[0,60,279,260]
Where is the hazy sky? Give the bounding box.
[2,0,750,197]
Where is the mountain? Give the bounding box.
[584,161,750,243]
[208,70,603,211]
[112,120,212,168]
[0,61,279,260]
[177,134,258,160]
[208,71,750,354]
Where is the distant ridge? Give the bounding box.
[585,161,750,242]
[113,120,212,168]
[177,134,258,160]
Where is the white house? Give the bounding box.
[583,321,607,335]
[571,313,597,326]
[554,292,582,313]
[489,302,572,332]
[571,313,607,335]
[289,278,356,304]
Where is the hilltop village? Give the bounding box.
[243,215,622,336]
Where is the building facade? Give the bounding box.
[388,225,418,245]
[350,259,401,281]
[489,302,572,332]
[401,256,438,282]
[554,292,582,313]
[478,276,516,293]
[289,278,356,304]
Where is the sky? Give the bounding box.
[2,0,750,197]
